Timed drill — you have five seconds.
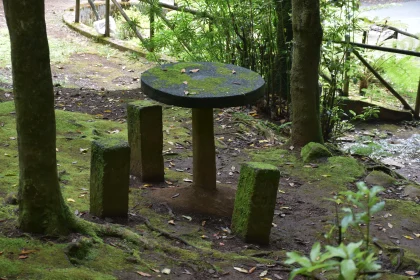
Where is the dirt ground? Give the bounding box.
[1,1,420,280]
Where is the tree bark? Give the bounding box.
[274,0,292,102]
[290,0,323,147]
[3,0,73,234]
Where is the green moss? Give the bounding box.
[384,199,420,220]
[365,170,396,187]
[301,142,332,163]
[231,162,280,244]
[144,62,257,95]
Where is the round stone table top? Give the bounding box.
[141,62,265,108]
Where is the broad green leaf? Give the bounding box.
[325,245,347,259]
[370,201,385,214]
[310,242,321,262]
[346,241,363,256]
[285,252,311,267]
[340,259,357,280]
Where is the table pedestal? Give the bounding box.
[192,108,216,191]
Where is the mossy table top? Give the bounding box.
[141,62,265,108]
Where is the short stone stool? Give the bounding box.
[231,162,280,245]
[127,102,164,182]
[90,139,130,218]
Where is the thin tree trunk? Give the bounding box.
[3,0,73,234]
[290,0,323,147]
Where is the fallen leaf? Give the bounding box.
[183,178,193,183]
[151,268,160,273]
[274,274,283,279]
[201,235,209,239]
[232,70,236,74]
[280,206,290,209]
[248,267,256,273]
[321,174,331,178]
[233,267,248,273]
[18,255,28,260]
[278,189,285,194]
[219,242,225,246]
[388,223,393,229]
[182,269,192,275]
[403,235,414,240]
[260,270,268,277]
[171,193,180,198]
[272,223,278,227]
[289,183,295,187]
[67,198,75,203]
[181,68,186,73]
[142,184,152,188]
[405,271,418,276]
[162,268,171,275]
[189,69,199,73]
[182,215,192,221]
[136,271,152,277]
[167,220,176,225]
[289,146,294,151]
[414,233,420,238]
[79,148,88,154]
[183,81,188,85]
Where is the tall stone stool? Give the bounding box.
[231,162,280,245]
[127,102,164,182]
[90,139,130,218]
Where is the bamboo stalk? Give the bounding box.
[88,0,100,21]
[353,50,415,114]
[110,0,149,48]
[337,41,420,57]
[415,77,420,119]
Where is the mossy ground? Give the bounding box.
[2,98,419,279]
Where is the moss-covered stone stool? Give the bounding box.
[141,62,265,191]
[127,102,164,182]
[90,139,130,218]
[231,162,280,245]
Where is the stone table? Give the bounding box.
[141,62,265,191]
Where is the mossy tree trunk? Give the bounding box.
[290,0,323,147]
[274,0,293,102]
[3,0,74,234]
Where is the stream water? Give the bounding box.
[338,122,420,183]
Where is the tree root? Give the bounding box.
[70,217,154,249]
[140,215,197,249]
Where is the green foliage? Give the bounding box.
[286,182,384,279]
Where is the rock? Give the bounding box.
[301,142,332,163]
[365,171,396,188]
[402,185,420,200]
[381,158,404,169]
[4,192,18,205]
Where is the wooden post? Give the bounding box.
[415,77,420,119]
[75,0,80,23]
[105,0,110,37]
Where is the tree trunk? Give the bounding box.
[3,0,73,234]
[274,0,292,102]
[290,0,323,147]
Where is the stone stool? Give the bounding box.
[90,139,130,218]
[127,102,164,182]
[231,162,280,245]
